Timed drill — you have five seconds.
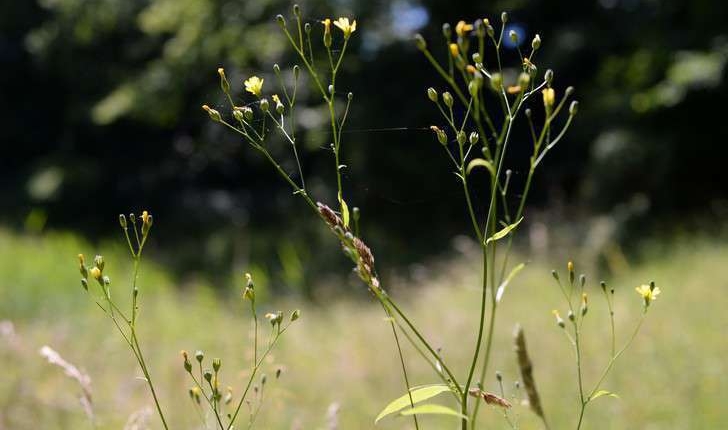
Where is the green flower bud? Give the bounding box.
[275,14,286,28]
[292,4,300,17]
[203,370,213,383]
[213,358,221,372]
[218,68,230,94]
[509,30,518,44]
[569,100,579,116]
[531,34,541,50]
[293,65,300,80]
[118,214,127,229]
[348,92,353,101]
[501,12,508,23]
[304,22,311,34]
[442,23,452,39]
[233,109,244,122]
[195,350,204,363]
[273,63,280,74]
[469,131,479,145]
[290,309,301,322]
[442,91,453,108]
[457,131,466,145]
[414,34,427,51]
[544,69,554,85]
[490,73,503,91]
[202,105,222,122]
[517,72,530,88]
[243,106,253,121]
[259,98,269,113]
[427,87,438,103]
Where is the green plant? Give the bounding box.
[78,212,299,429]
[202,6,662,429]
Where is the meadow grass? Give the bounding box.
[1,228,725,429]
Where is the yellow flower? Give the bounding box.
[244,76,264,97]
[89,267,102,280]
[455,20,473,37]
[636,284,661,307]
[272,94,281,104]
[449,43,459,58]
[141,210,150,225]
[322,18,331,32]
[542,88,555,108]
[333,17,357,39]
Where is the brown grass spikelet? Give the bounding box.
[317,202,344,230]
[352,237,374,268]
[514,324,545,420]
[468,388,512,409]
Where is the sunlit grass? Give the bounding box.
[0,229,725,429]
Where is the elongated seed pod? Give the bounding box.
[514,324,545,420]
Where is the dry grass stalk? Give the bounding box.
[39,345,94,423]
[514,324,545,420]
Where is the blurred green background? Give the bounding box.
[4,0,728,287]
[1,0,727,428]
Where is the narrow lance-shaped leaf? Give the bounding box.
[496,262,527,303]
[375,384,452,424]
[589,390,620,402]
[485,217,524,245]
[400,404,468,420]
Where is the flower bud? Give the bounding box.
[517,72,530,89]
[273,63,280,74]
[569,101,579,116]
[202,105,222,122]
[501,12,508,23]
[509,30,518,44]
[544,69,553,85]
[276,101,285,115]
[328,84,334,94]
[472,53,482,64]
[292,4,300,17]
[414,34,427,51]
[552,310,565,328]
[531,34,541,50]
[442,92,454,108]
[293,65,300,80]
[580,274,586,287]
[551,270,559,281]
[259,98,269,112]
[322,18,332,48]
[218,67,230,94]
[542,88,555,108]
[565,86,575,97]
[304,22,311,34]
[490,73,503,91]
[449,43,459,58]
[195,350,204,363]
[469,131,479,145]
[93,255,104,272]
[600,281,607,292]
[80,278,88,290]
[290,309,301,322]
[119,214,127,229]
[276,14,286,28]
[430,126,448,145]
[203,370,213,383]
[427,87,438,103]
[442,23,452,39]
[182,350,192,373]
[243,106,254,121]
[581,293,588,316]
[567,310,575,321]
[233,109,244,122]
[213,358,221,372]
[457,131,466,145]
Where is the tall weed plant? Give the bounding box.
[75,5,661,429]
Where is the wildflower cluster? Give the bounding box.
[78,212,299,430]
[202,6,661,430]
[550,262,661,429]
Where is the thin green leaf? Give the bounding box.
[589,390,620,402]
[496,262,527,303]
[400,404,468,420]
[466,158,496,177]
[485,217,524,245]
[375,384,451,424]
[338,192,350,228]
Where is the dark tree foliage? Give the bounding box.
[1,0,727,290]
